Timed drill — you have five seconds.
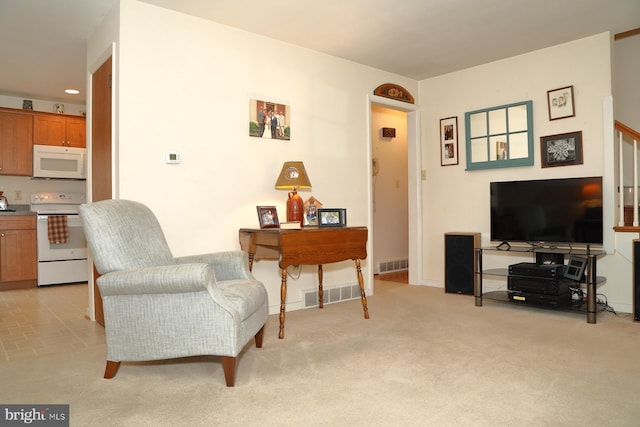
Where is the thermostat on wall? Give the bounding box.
[165,151,181,164]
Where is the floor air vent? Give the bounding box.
[304,284,362,308]
[377,258,409,274]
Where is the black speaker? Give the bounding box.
[634,240,640,321]
[445,233,480,295]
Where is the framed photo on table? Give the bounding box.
[547,85,575,120]
[318,208,347,227]
[540,131,583,168]
[256,206,279,228]
[440,116,458,166]
[303,196,323,226]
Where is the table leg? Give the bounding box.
[318,265,324,309]
[279,268,287,339]
[247,233,257,272]
[248,252,255,272]
[355,259,370,319]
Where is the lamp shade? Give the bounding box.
[275,161,311,225]
[274,161,311,190]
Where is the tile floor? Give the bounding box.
[0,284,105,362]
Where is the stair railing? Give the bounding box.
[616,121,640,227]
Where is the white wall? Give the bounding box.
[371,105,408,272]
[419,33,632,312]
[614,34,640,131]
[87,0,418,314]
[86,2,632,313]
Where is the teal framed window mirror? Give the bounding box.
[464,100,533,170]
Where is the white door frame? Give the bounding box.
[367,94,422,289]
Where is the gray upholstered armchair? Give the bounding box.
[79,199,268,387]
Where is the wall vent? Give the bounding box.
[303,284,362,308]
[377,258,409,274]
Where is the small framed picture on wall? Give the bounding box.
[547,85,575,120]
[440,116,458,166]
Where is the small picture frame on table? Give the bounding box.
[318,208,347,227]
[303,196,323,227]
[256,206,279,229]
[547,85,575,120]
[440,116,458,166]
[540,131,583,168]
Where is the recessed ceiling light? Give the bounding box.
[64,89,80,95]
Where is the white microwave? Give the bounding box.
[33,144,86,179]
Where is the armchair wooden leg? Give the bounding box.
[104,360,121,379]
[221,356,237,387]
[255,325,265,348]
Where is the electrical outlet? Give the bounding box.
[15,190,22,201]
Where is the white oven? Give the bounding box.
[31,192,88,286]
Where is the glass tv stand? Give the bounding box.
[474,245,606,323]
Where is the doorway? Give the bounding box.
[368,95,422,290]
[371,105,409,282]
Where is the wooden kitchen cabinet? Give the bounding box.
[65,117,86,147]
[0,109,33,176]
[33,113,86,147]
[0,216,37,290]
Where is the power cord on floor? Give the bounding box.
[596,293,622,316]
[570,286,629,318]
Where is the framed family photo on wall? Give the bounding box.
[440,116,458,166]
[547,85,575,120]
[540,131,583,168]
[249,99,291,140]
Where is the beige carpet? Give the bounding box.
[1,281,639,426]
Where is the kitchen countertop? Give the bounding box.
[0,205,34,216]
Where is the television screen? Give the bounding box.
[490,176,603,245]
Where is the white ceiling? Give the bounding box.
[1,0,638,105]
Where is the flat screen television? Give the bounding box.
[490,176,603,245]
